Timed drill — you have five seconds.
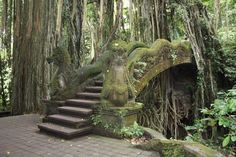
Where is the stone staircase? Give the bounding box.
[38,80,103,139]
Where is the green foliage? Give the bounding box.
[91,113,144,138]
[115,109,128,117]
[0,54,12,111]
[90,113,120,133]
[90,114,102,126]
[120,121,144,138]
[219,31,236,82]
[185,85,236,154]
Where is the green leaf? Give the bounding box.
[185,126,197,130]
[231,136,236,142]
[201,108,209,114]
[222,136,230,147]
[218,117,231,127]
[228,99,236,112]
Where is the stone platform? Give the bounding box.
[0,114,159,157]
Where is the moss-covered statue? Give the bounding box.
[101,41,137,107]
[102,56,128,106]
[46,46,75,99]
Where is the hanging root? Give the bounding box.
[137,69,190,139]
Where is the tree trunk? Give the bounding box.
[96,0,121,57]
[214,0,221,31]
[181,2,218,110]
[153,0,170,40]
[130,0,170,43]
[66,0,83,67]
[93,0,115,60]
[55,0,64,41]
[12,0,57,114]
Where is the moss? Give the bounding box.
[126,39,192,96]
[172,40,191,50]
[126,41,149,55]
[111,40,128,53]
[50,39,192,100]
[101,53,130,106]
[51,50,116,100]
[137,139,185,157]
[183,143,225,157]
[110,40,149,57]
[95,102,143,129]
[107,102,143,112]
[137,139,225,157]
[47,46,73,99]
[127,39,191,69]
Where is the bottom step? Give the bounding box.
[38,123,92,139]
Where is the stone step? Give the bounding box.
[85,86,103,93]
[47,114,89,128]
[94,80,103,86]
[58,106,93,116]
[76,92,101,100]
[38,123,92,139]
[65,99,100,108]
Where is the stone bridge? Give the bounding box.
[127,39,192,96]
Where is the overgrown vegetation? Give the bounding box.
[120,122,144,138]
[91,114,144,138]
[219,31,236,85]
[185,86,236,155]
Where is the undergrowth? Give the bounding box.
[185,85,236,155]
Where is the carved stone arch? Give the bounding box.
[127,39,193,96]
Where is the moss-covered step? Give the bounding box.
[136,139,225,157]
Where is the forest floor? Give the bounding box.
[0,114,159,157]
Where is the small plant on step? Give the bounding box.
[121,121,144,138]
[90,114,102,126]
